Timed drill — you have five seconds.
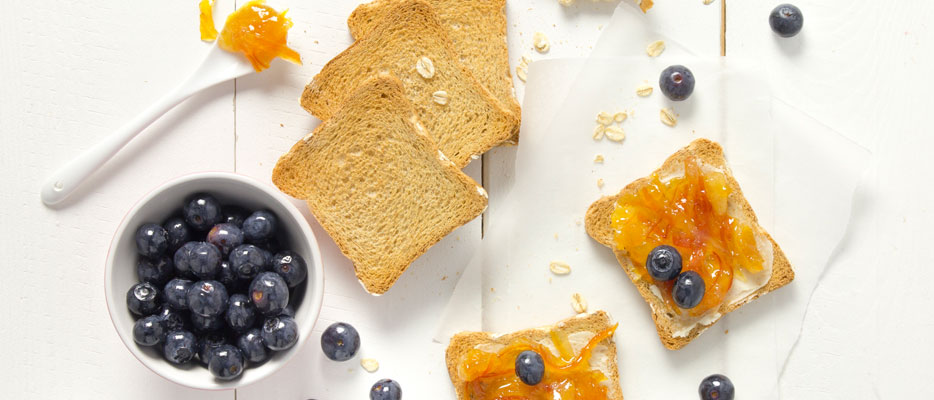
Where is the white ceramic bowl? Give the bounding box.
[105,172,324,390]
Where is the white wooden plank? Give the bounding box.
[0,1,235,398]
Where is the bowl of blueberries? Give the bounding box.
[104,172,324,389]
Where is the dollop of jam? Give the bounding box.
[215,0,301,72]
[457,324,618,399]
[610,157,763,316]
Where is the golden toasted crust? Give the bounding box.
[302,0,518,167]
[274,75,488,294]
[347,0,521,144]
[584,139,795,350]
[445,311,623,400]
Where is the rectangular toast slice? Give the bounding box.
[301,0,518,167]
[584,139,794,350]
[445,311,623,399]
[347,0,522,144]
[274,75,488,294]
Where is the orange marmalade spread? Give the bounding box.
[457,324,618,399]
[215,0,302,72]
[199,0,218,41]
[610,157,763,317]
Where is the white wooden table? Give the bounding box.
[1,0,930,398]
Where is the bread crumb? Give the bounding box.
[549,277,553,284]
[361,358,379,373]
[516,55,532,82]
[636,84,654,97]
[432,91,449,105]
[549,261,571,275]
[533,32,550,53]
[724,329,729,334]
[441,275,447,281]
[279,123,284,127]
[614,112,628,123]
[554,233,559,239]
[597,178,605,188]
[594,154,604,163]
[704,0,715,4]
[592,125,606,140]
[571,293,588,314]
[605,126,625,142]
[646,40,666,57]
[416,56,435,79]
[660,108,677,126]
[491,287,496,293]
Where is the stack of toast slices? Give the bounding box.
[275,0,519,294]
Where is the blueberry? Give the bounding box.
[269,251,307,288]
[137,255,174,286]
[226,294,257,332]
[190,242,223,280]
[699,374,735,400]
[183,193,223,231]
[163,330,197,364]
[673,270,706,309]
[191,312,224,332]
[173,242,199,278]
[249,272,289,316]
[207,223,244,256]
[515,350,545,386]
[133,315,167,346]
[230,244,267,282]
[659,65,695,101]
[187,280,229,317]
[217,261,240,292]
[242,210,277,243]
[369,379,402,400]
[321,322,360,361]
[261,316,299,351]
[135,223,168,259]
[769,4,803,38]
[163,278,193,310]
[646,245,683,281]
[208,344,245,380]
[157,305,188,331]
[198,334,226,366]
[126,282,161,316]
[222,206,250,227]
[237,328,269,363]
[163,217,191,252]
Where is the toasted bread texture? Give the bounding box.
[274,75,488,294]
[347,0,521,144]
[445,311,623,400]
[584,139,794,350]
[301,0,518,167]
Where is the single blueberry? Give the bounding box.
[163,217,191,252]
[230,244,267,282]
[222,206,250,227]
[320,322,360,361]
[133,315,167,346]
[135,223,168,259]
[261,316,299,351]
[137,255,174,286]
[198,334,226,366]
[769,4,803,38]
[187,280,229,317]
[173,242,200,278]
[242,210,277,243]
[226,294,257,333]
[191,312,224,332]
[659,65,696,101]
[699,374,735,400]
[515,350,545,386]
[269,251,308,288]
[163,330,197,365]
[183,193,223,231]
[157,305,188,332]
[163,278,193,310]
[126,282,161,316]
[208,344,245,380]
[646,245,683,281]
[369,379,402,400]
[186,242,222,280]
[673,270,706,309]
[237,328,268,363]
[207,223,244,256]
[249,272,289,316]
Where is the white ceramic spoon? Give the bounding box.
[40,43,255,206]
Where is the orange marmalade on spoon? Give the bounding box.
[457,324,618,399]
[204,0,302,72]
[610,156,763,317]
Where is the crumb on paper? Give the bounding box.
[441,275,447,281]
[549,261,571,275]
[597,178,605,188]
[491,287,496,293]
[575,219,582,226]
[704,0,715,4]
[596,111,613,126]
[533,32,550,53]
[605,126,625,142]
[724,329,729,334]
[279,123,284,127]
[660,108,677,126]
[646,40,666,57]
[636,84,654,97]
[614,111,628,123]
[516,55,531,82]
[592,125,606,140]
[571,293,588,314]
[361,358,379,373]
[594,154,604,163]
[554,233,559,239]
